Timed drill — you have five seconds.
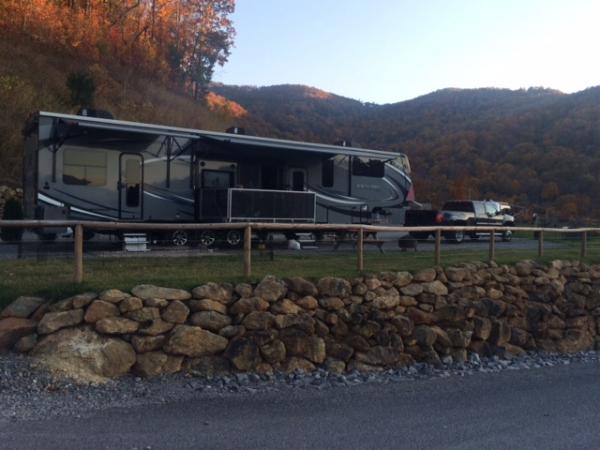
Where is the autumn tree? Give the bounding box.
[0,0,236,100]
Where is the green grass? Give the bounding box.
[2,242,600,307]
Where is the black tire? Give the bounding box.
[199,230,217,248]
[502,229,513,242]
[224,229,243,248]
[171,230,189,247]
[445,230,465,244]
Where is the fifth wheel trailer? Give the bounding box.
[22,111,414,246]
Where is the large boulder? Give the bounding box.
[131,335,166,353]
[99,289,129,304]
[317,277,351,298]
[318,297,345,311]
[354,346,408,366]
[119,297,143,313]
[131,285,191,301]
[70,292,98,309]
[31,327,136,384]
[163,325,228,357]
[421,281,448,296]
[242,311,276,330]
[161,300,190,324]
[183,355,231,377]
[0,296,45,319]
[224,338,262,371]
[260,340,287,364]
[285,277,318,297]
[0,317,37,351]
[270,299,302,315]
[192,283,231,303]
[95,317,139,334]
[37,309,84,335]
[254,275,287,302]
[372,295,400,310]
[188,299,227,314]
[280,330,326,364]
[138,318,174,336]
[229,297,269,315]
[189,311,232,332]
[84,300,119,323]
[133,351,183,377]
[413,268,437,282]
[125,307,160,322]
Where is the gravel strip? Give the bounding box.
[2,351,600,422]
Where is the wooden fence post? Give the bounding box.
[489,229,496,262]
[357,227,364,272]
[74,224,84,283]
[434,229,441,266]
[581,231,588,260]
[243,225,252,277]
[538,230,544,258]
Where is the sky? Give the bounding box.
[213,0,600,104]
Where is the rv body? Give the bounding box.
[23,112,413,240]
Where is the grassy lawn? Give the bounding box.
[2,240,600,307]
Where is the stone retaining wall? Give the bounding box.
[1,259,600,383]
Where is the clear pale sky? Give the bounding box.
[213,0,600,104]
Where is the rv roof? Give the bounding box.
[38,111,401,160]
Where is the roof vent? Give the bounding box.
[78,108,114,120]
[226,126,245,135]
[334,140,352,147]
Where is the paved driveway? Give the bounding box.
[2,361,600,449]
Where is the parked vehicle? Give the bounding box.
[404,200,515,243]
[22,111,414,246]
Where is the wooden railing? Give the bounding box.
[0,220,594,283]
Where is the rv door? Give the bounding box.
[119,154,143,220]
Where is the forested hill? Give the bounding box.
[212,84,600,223]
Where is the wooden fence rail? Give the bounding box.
[0,221,596,283]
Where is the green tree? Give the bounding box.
[67,70,96,108]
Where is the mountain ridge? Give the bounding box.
[211,83,600,222]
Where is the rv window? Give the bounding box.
[202,170,233,188]
[322,159,334,187]
[352,157,385,178]
[63,149,107,186]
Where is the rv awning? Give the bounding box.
[39,111,400,160]
[197,133,397,160]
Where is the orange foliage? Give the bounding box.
[0,0,235,96]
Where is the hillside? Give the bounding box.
[212,84,600,223]
[0,40,244,186]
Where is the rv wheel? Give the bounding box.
[225,230,242,248]
[199,230,217,248]
[171,230,189,247]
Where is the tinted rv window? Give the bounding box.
[63,149,107,186]
[352,157,385,178]
[322,159,334,187]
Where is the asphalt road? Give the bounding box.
[2,361,600,450]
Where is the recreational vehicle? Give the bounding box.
[23,111,414,246]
